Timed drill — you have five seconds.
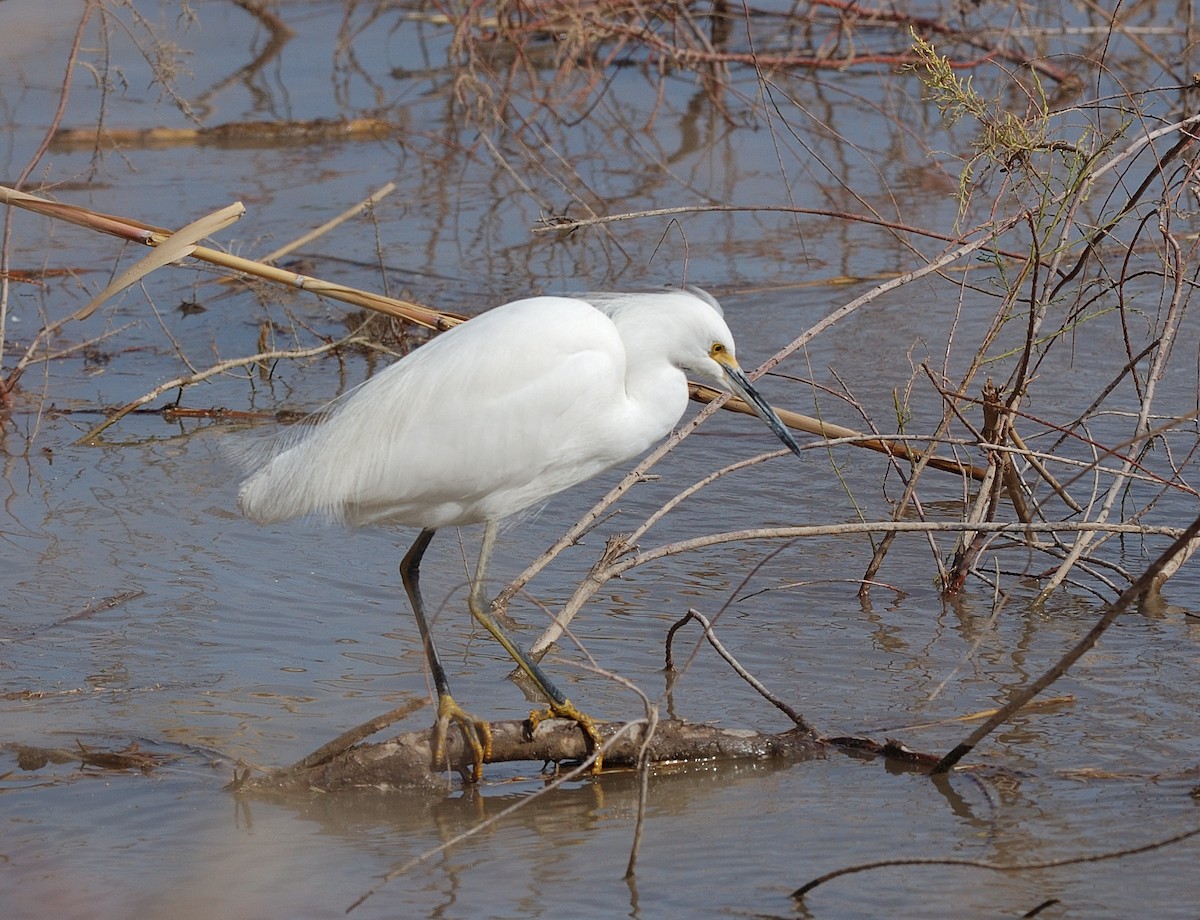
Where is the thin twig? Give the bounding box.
[286,700,427,773]
[74,335,377,445]
[792,824,1200,899]
[665,609,814,734]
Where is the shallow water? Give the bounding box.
[3,2,1200,918]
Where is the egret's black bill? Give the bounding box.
[723,365,804,459]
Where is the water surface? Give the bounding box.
[2,2,1199,918]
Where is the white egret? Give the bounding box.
[238,286,801,780]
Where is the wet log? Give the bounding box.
[243,718,826,794]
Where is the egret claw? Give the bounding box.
[528,698,604,772]
[432,693,492,782]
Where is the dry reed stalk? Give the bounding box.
[0,185,464,332]
[690,382,987,480]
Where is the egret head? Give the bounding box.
[580,286,804,460]
[659,291,802,460]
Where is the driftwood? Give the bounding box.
[241,717,828,794]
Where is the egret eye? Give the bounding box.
[710,342,727,359]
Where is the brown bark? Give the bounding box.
[243,718,826,794]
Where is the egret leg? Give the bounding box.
[400,528,491,781]
[468,521,604,771]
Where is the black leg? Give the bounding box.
[400,528,448,697]
[400,527,491,781]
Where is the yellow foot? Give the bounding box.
[528,697,604,772]
[431,693,492,782]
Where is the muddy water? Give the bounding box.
[2,2,1199,918]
